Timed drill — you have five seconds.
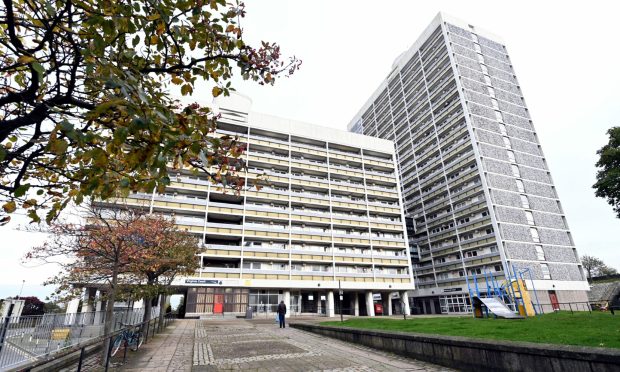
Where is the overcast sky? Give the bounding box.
[2,0,619,300]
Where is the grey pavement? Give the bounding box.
[119,319,450,371]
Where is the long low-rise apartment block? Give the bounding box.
[101,93,414,317]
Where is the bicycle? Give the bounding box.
[110,323,143,356]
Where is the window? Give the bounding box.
[484,75,493,86]
[487,86,496,98]
[494,110,504,122]
[535,245,545,260]
[494,265,502,272]
[481,64,489,75]
[520,194,530,208]
[516,179,525,193]
[471,33,479,43]
[540,263,551,279]
[491,98,499,110]
[530,227,540,243]
[507,150,516,163]
[474,43,482,53]
[502,136,512,149]
[498,123,507,135]
[476,53,485,63]
[511,164,521,177]
[525,211,534,225]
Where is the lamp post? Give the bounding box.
[17,280,25,298]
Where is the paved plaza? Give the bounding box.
[119,319,449,371]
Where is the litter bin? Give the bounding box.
[245,307,253,319]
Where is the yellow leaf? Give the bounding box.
[2,201,16,213]
[17,55,36,64]
[147,14,161,21]
[171,76,183,85]
[150,35,158,45]
[212,86,223,97]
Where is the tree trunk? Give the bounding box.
[158,293,166,329]
[142,295,153,323]
[101,264,119,366]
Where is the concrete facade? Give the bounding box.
[348,13,589,313]
[98,94,414,317]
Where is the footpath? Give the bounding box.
[118,318,448,371]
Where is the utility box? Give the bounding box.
[245,307,253,319]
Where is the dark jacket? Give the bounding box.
[277,302,287,315]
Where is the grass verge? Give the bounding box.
[322,311,620,348]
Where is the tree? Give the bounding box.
[0,0,300,225]
[26,206,197,365]
[581,254,618,280]
[19,296,46,316]
[121,214,199,329]
[43,301,63,313]
[593,127,620,218]
[582,255,604,280]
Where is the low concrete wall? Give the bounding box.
[291,323,620,371]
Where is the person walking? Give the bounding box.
[277,300,287,328]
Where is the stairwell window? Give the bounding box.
[520,194,530,208]
[535,245,545,260]
[530,227,540,243]
[498,123,507,135]
[540,263,551,279]
[511,165,521,177]
[502,136,512,149]
[525,211,534,225]
[516,179,525,193]
[507,150,516,163]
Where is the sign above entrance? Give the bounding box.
[443,288,462,293]
[185,279,222,285]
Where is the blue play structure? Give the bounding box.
[465,265,541,317]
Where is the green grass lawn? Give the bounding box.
[322,312,620,349]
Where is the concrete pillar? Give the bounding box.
[387,292,393,316]
[93,291,104,324]
[66,298,80,314]
[353,293,360,316]
[326,291,335,317]
[284,290,291,318]
[400,291,411,316]
[365,291,375,317]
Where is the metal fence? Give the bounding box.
[0,308,160,370]
[533,301,592,314]
[12,314,177,372]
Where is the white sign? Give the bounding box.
[308,295,314,300]
[320,295,326,301]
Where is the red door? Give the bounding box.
[549,291,560,311]
[214,294,224,314]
